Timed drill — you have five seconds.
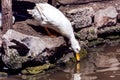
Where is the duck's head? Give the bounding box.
[27,8,42,21]
[71,39,81,61]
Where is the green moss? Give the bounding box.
[80,48,88,59]
[89,29,96,35]
[106,35,120,40]
[71,48,88,62]
[22,63,55,75]
[88,38,104,47]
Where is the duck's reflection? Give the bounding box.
[72,62,81,80]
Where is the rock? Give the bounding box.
[35,0,48,3]
[117,6,120,22]
[117,13,120,22]
[15,0,48,3]
[94,6,118,29]
[66,7,94,29]
[75,25,120,42]
[57,0,103,5]
[0,72,8,79]
[1,29,65,69]
[22,63,55,74]
[75,26,97,40]
[0,31,2,47]
[94,54,119,68]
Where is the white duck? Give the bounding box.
[27,3,81,61]
[0,12,15,28]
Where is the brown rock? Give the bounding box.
[2,29,65,69]
[94,6,118,28]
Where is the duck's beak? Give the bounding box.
[75,53,80,61]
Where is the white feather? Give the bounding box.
[27,3,81,53]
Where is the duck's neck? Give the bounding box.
[69,34,77,45]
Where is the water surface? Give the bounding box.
[1,43,120,80]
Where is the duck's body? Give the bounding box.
[28,3,72,36]
[27,3,81,60]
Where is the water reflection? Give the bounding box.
[83,43,120,80]
[72,63,81,80]
[1,43,120,80]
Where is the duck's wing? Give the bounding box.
[36,3,51,25]
[35,3,64,25]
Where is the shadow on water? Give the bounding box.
[0,43,120,80]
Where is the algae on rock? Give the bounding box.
[22,63,55,75]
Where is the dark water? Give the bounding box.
[0,43,120,80]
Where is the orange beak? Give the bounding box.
[75,53,80,61]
